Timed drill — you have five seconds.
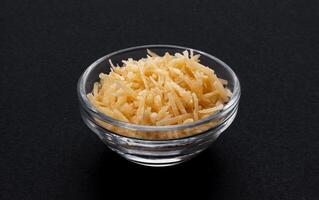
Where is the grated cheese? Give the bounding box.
[87,50,231,126]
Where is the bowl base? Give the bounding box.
[115,150,202,167]
[130,160,184,167]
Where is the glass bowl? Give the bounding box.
[77,45,241,167]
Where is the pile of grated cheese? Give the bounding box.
[87,50,232,126]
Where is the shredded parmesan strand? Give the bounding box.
[192,93,199,121]
[156,113,192,126]
[199,104,224,114]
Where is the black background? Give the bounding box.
[1,0,319,199]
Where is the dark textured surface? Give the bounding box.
[1,0,319,199]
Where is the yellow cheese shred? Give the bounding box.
[87,50,231,125]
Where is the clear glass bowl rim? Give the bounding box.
[77,44,241,133]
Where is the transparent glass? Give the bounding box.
[77,45,241,167]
